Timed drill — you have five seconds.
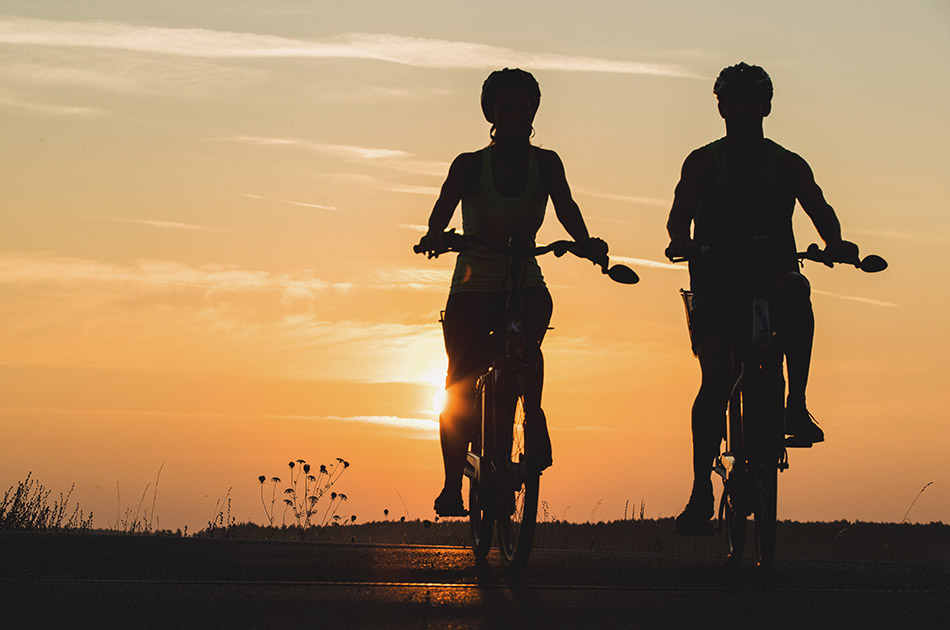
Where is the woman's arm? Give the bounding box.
[418,152,478,253]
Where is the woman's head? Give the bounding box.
[481,68,540,142]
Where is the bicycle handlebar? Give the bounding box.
[414,230,639,285]
[797,243,888,273]
[666,242,888,274]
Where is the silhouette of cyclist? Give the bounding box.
[416,68,609,517]
[665,62,860,535]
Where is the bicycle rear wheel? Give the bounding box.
[468,375,494,558]
[495,372,540,572]
[754,465,777,570]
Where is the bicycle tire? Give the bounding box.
[749,359,783,571]
[469,374,494,558]
[754,462,778,570]
[723,492,747,564]
[495,371,540,572]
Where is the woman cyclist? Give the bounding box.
[416,68,609,517]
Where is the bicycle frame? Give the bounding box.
[464,243,544,571]
[418,231,637,571]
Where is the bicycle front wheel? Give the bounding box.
[495,372,540,572]
[723,488,747,564]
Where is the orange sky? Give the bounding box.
[1,1,948,530]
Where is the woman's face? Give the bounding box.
[491,88,535,141]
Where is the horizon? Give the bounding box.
[1,0,948,532]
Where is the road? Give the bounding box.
[1,532,947,629]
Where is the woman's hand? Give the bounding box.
[417,231,447,258]
[578,236,609,268]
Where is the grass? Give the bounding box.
[0,472,93,533]
[5,470,947,563]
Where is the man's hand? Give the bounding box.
[823,239,860,267]
[665,238,693,261]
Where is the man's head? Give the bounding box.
[481,68,541,141]
[714,62,773,122]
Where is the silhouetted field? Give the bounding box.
[181,518,949,563]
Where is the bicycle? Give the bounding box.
[674,239,886,570]
[415,230,638,571]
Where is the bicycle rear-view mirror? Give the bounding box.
[607,264,640,284]
[858,255,888,273]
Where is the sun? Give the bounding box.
[431,387,447,416]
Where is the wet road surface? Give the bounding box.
[1,532,947,629]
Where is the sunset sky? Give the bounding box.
[2,0,948,530]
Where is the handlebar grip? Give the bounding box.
[412,244,425,254]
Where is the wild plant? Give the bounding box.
[258,457,351,528]
[0,472,93,532]
[114,463,164,534]
[205,487,235,537]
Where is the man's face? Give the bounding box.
[717,86,770,122]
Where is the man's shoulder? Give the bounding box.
[765,139,810,174]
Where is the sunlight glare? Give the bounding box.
[431,387,446,416]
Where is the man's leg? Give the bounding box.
[772,272,823,445]
[677,334,732,535]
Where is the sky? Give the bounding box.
[1,0,948,531]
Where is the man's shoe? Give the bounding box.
[785,407,824,448]
[675,487,715,537]
[433,488,467,517]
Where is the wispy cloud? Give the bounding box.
[368,266,452,291]
[328,172,440,196]
[573,187,670,208]
[0,17,699,78]
[812,289,898,308]
[226,136,448,177]
[242,193,339,212]
[66,215,231,232]
[611,255,685,271]
[0,93,107,117]
[850,228,947,245]
[1,407,439,437]
[0,253,349,296]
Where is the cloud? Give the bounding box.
[811,289,898,308]
[327,172,440,196]
[242,193,339,212]
[367,266,452,291]
[611,255,685,271]
[1,407,439,437]
[0,252,348,296]
[0,93,108,117]
[0,17,699,78]
[850,228,949,245]
[573,187,670,208]
[226,136,448,177]
[65,215,231,232]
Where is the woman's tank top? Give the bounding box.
[449,146,548,294]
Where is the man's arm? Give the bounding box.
[789,152,858,262]
[789,152,842,244]
[666,149,709,257]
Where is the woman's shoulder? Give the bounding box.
[450,149,484,172]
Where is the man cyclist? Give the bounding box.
[416,69,608,517]
[665,62,860,535]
